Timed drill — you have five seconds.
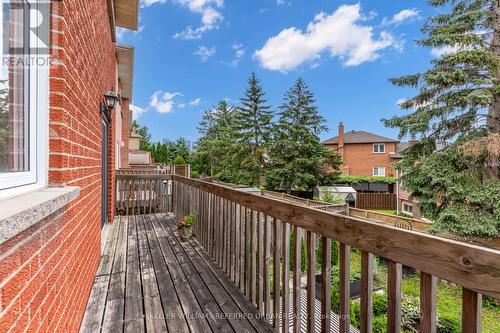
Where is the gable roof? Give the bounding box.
[323,130,398,144]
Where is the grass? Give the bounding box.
[371,209,399,216]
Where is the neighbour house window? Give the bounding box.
[402,203,413,215]
[373,143,385,153]
[373,167,386,176]
[0,1,48,193]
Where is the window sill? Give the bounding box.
[0,186,80,245]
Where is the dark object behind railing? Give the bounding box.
[172,175,499,333]
[115,174,173,215]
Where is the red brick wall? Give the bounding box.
[120,99,131,169]
[0,0,117,331]
[326,142,398,176]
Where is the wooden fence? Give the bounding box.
[348,207,431,231]
[115,174,173,215]
[172,175,500,333]
[260,190,347,214]
[355,193,396,210]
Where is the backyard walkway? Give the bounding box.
[79,213,274,333]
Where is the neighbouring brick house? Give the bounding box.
[0,1,138,332]
[323,122,403,177]
[323,122,420,216]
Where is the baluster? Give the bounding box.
[321,237,331,333]
[245,207,252,298]
[235,204,241,285]
[306,231,315,333]
[339,243,351,333]
[387,260,402,333]
[263,215,271,320]
[231,202,237,282]
[462,289,482,333]
[273,217,281,330]
[258,212,264,313]
[360,251,374,333]
[251,210,257,305]
[293,226,302,333]
[282,222,290,333]
[420,272,437,333]
[239,205,246,292]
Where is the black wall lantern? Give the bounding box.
[104,90,119,111]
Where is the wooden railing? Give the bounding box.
[172,175,500,333]
[117,164,191,177]
[115,174,173,215]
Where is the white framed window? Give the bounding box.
[373,167,386,177]
[373,143,385,153]
[0,1,48,196]
[402,203,413,215]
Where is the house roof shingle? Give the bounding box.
[323,130,398,144]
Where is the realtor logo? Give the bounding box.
[2,0,51,56]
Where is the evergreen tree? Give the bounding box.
[130,120,152,150]
[196,100,243,182]
[385,0,500,237]
[235,73,273,187]
[266,78,341,192]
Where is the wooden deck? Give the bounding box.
[80,213,274,333]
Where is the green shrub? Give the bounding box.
[350,300,361,328]
[184,213,196,230]
[173,155,187,165]
[483,295,500,309]
[401,295,420,331]
[337,175,397,184]
[372,293,387,316]
[373,315,387,333]
[437,313,460,333]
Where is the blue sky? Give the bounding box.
[118,0,446,144]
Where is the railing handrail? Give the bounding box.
[116,174,173,180]
[172,175,500,299]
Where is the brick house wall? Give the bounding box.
[325,142,398,176]
[0,0,119,332]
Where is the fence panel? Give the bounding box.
[355,193,396,210]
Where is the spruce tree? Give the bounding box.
[196,100,242,182]
[235,73,273,187]
[385,0,500,237]
[266,78,341,192]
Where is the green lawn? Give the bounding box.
[371,209,399,216]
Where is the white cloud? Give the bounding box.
[130,104,147,120]
[178,103,187,109]
[254,4,396,72]
[140,0,166,7]
[277,0,285,5]
[230,43,246,66]
[190,98,202,106]
[430,45,460,58]
[173,0,224,40]
[194,46,216,61]
[149,91,183,113]
[382,8,420,25]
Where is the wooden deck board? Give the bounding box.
[80,213,274,333]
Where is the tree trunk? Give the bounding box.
[488,0,500,135]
